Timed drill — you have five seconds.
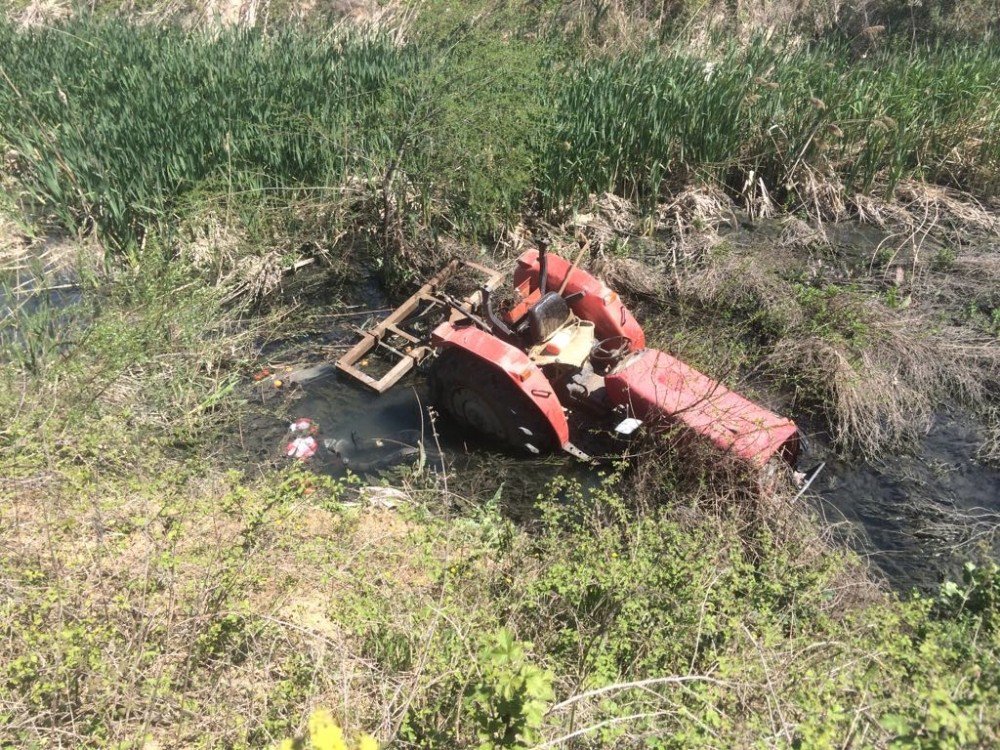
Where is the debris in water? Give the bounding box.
[290,418,319,434]
[286,436,318,459]
[323,429,431,473]
[285,418,320,460]
[287,363,335,384]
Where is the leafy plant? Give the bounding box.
[465,630,555,750]
[938,561,1000,632]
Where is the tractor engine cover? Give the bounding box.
[528,292,571,343]
[606,349,799,467]
[513,248,645,350]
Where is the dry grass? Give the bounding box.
[670,228,996,457]
[768,322,986,457]
[0,208,26,267]
[547,187,735,293]
[980,408,1000,467]
[591,252,670,300]
[178,198,358,304]
[9,0,412,32]
[1,467,416,745]
[852,179,998,254]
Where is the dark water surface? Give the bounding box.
[264,367,597,511]
[809,414,999,589]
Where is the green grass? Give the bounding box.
[2,19,998,249]
[2,9,999,749]
[0,21,422,245]
[544,39,1000,206]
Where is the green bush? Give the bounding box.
[464,630,554,750]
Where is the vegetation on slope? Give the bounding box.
[1,18,998,248]
[1,2,999,748]
[2,258,998,748]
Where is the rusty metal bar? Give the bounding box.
[335,258,501,393]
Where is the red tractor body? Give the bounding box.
[605,350,799,467]
[338,247,799,469]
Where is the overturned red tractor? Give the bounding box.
[337,245,799,470]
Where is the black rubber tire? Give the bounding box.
[429,348,559,454]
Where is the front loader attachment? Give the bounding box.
[336,259,504,393]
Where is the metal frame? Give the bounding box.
[336,258,504,393]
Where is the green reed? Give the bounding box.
[0,21,421,244]
[1,19,997,248]
[544,39,1000,207]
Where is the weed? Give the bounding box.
[545,39,1000,211]
[464,630,554,750]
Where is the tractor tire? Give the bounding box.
[429,348,559,454]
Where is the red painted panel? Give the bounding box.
[431,321,571,446]
[513,248,646,350]
[606,349,799,466]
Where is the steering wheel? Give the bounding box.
[591,335,632,371]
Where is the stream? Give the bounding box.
[810,413,999,589]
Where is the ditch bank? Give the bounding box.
[241,253,999,593]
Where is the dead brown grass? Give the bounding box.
[852,180,998,248]
[179,199,357,304]
[673,235,997,457]
[768,322,988,457]
[980,408,1000,467]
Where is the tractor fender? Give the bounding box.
[431,321,570,446]
[513,248,645,350]
[606,349,800,467]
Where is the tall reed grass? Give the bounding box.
[1,19,997,247]
[544,39,1000,208]
[0,21,421,244]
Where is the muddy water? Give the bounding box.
[266,370,596,517]
[0,237,84,359]
[295,373,585,482]
[809,414,1000,589]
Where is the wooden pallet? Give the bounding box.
[336,258,504,393]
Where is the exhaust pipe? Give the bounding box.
[537,239,549,294]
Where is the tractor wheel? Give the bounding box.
[429,348,559,454]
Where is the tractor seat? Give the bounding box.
[527,292,571,344]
